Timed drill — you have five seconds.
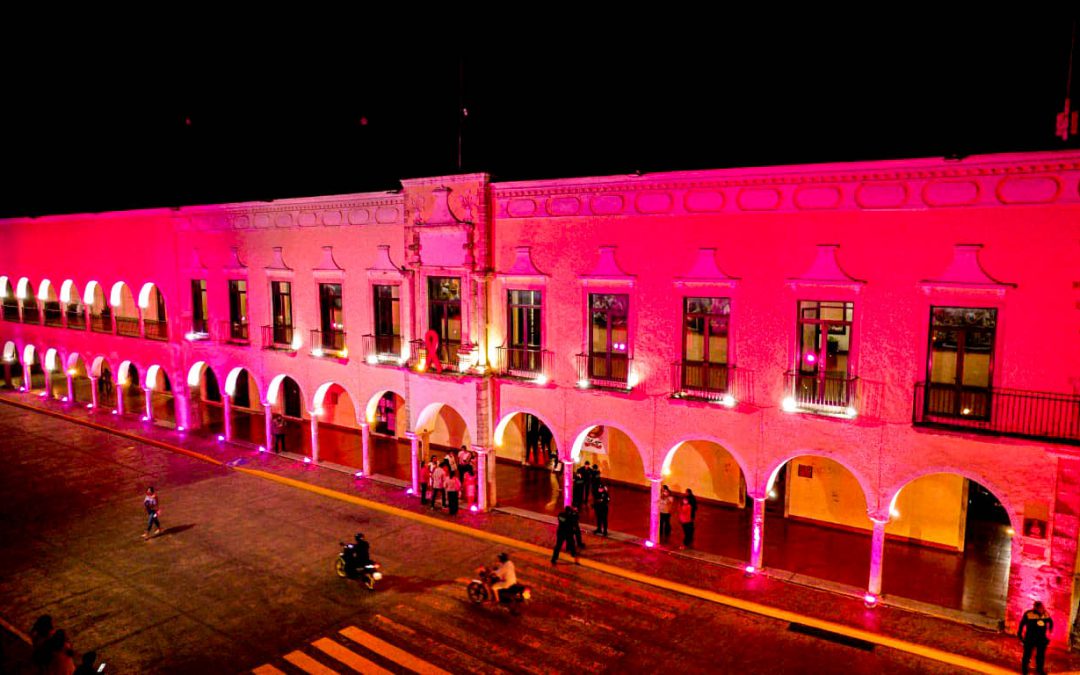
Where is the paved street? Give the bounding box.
[0,403,996,673]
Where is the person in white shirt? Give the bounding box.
[489,552,517,603]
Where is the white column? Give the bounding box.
[43,371,54,398]
[175,385,190,429]
[476,447,489,511]
[750,495,766,570]
[65,372,74,402]
[310,412,320,463]
[648,476,662,544]
[89,376,99,409]
[360,422,371,476]
[407,432,419,494]
[222,393,233,441]
[263,403,273,450]
[115,383,124,415]
[868,514,889,597]
[563,455,574,506]
[144,388,153,421]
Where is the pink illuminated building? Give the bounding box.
[1,151,1078,642]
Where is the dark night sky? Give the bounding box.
[1,13,1077,218]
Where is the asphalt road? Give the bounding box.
[0,403,958,674]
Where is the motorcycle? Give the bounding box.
[466,566,531,612]
[335,542,383,590]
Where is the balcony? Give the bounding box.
[144,319,168,341]
[2,303,18,322]
[672,361,732,403]
[311,329,346,357]
[784,371,858,415]
[222,320,250,344]
[496,346,552,381]
[65,309,86,330]
[576,353,632,391]
[914,382,1080,445]
[261,324,294,351]
[115,316,140,337]
[43,305,63,327]
[185,318,210,341]
[90,314,112,333]
[21,306,40,324]
[408,339,480,375]
[362,334,403,365]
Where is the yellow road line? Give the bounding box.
[252,665,287,675]
[284,650,340,674]
[340,626,451,675]
[0,613,31,644]
[313,637,393,675]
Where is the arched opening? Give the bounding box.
[92,357,114,403]
[118,361,143,415]
[139,283,168,341]
[493,412,561,517]
[39,280,62,327]
[313,382,360,467]
[2,341,20,388]
[86,282,112,333]
[0,277,18,322]
[415,403,473,507]
[225,367,262,444]
[366,390,411,480]
[188,363,223,432]
[763,455,872,589]
[22,345,45,392]
[570,424,649,537]
[19,278,40,324]
[661,440,749,557]
[266,374,305,454]
[145,366,175,425]
[61,280,85,330]
[882,474,1012,620]
[111,282,139,337]
[44,348,66,398]
[67,354,91,404]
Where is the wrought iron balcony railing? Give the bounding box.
[311,329,346,356]
[914,382,1080,444]
[362,334,403,364]
[21,306,40,324]
[784,371,858,414]
[576,353,632,391]
[261,324,294,350]
[496,346,552,380]
[115,316,140,337]
[408,339,477,374]
[65,308,86,330]
[144,319,168,341]
[2,303,19,322]
[221,319,249,344]
[90,314,112,333]
[672,362,731,403]
[43,304,63,327]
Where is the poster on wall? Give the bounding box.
[583,426,606,454]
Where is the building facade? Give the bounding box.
[1,151,1078,642]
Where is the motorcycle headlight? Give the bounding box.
[372,572,383,580]
[522,589,531,600]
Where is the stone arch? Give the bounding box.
[110,281,139,335]
[66,353,92,404]
[3,341,16,362]
[414,402,473,455]
[660,438,749,507]
[660,433,752,489]
[569,421,649,467]
[266,373,304,418]
[762,451,875,507]
[312,381,362,467]
[225,367,262,403]
[363,389,411,479]
[84,281,111,332]
[18,278,39,322]
[138,282,168,339]
[883,467,1017,527]
[144,364,175,424]
[494,407,562,452]
[16,277,31,301]
[364,388,408,427]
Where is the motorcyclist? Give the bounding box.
[487,552,517,603]
[345,532,372,574]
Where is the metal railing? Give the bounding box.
[21,306,40,324]
[576,353,632,390]
[144,319,168,341]
[672,362,730,402]
[914,382,1080,444]
[2,303,18,322]
[43,305,63,327]
[220,319,249,343]
[311,328,346,355]
[90,314,112,333]
[261,324,294,350]
[408,339,475,374]
[115,316,140,337]
[784,371,857,412]
[185,318,210,340]
[362,334,402,364]
[65,308,86,330]
[496,346,552,380]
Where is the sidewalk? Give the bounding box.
[2,390,1077,674]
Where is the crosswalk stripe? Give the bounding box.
[285,650,341,675]
[340,626,451,675]
[252,666,287,675]
[313,637,393,675]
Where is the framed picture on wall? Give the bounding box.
[1023,517,1048,540]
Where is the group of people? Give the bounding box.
[658,484,697,548]
[420,446,476,516]
[29,615,100,675]
[570,461,611,536]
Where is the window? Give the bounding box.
[681,297,730,393]
[318,283,344,351]
[793,300,854,407]
[191,280,208,334]
[373,284,400,355]
[228,280,248,341]
[270,281,293,345]
[588,293,629,383]
[507,290,543,372]
[427,277,461,363]
[926,306,996,419]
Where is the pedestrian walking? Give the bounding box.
[271,413,287,453]
[592,483,610,535]
[658,485,674,540]
[678,495,694,548]
[570,505,586,550]
[1017,600,1053,675]
[419,460,431,505]
[446,471,461,515]
[551,506,580,565]
[142,486,162,539]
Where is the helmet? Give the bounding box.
[498,552,509,563]
[354,533,365,543]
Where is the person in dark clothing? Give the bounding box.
[30,614,54,670]
[592,483,610,535]
[686,488,698,521]
[142,486,162,539]
[678,495,695,548]
[345,532,372,573]
[73,650,99,675]
[578,462,593,506]
[272,413,287,453]
[551,506,580,565]
[1017,600,1053,675]
[569,505,586,550]
[658,485,675,540]
[572,471,585,508]
[590,464,602,499]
